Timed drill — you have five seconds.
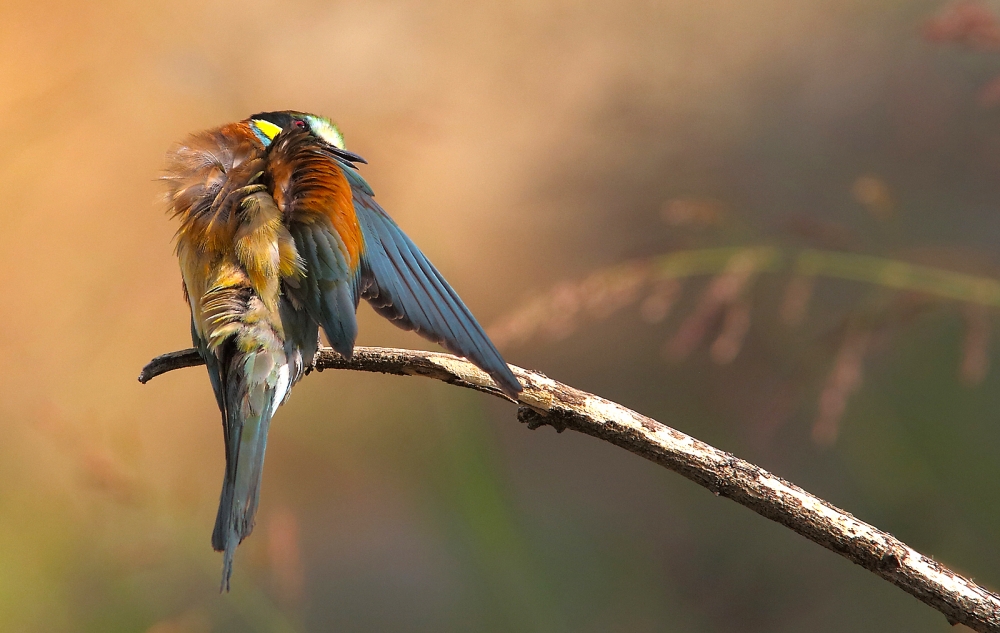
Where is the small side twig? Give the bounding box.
[141,346,1000,632]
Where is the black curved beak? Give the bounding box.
[329,146,368,165]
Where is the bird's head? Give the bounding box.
[248,111,366,163]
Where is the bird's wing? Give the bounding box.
[338,154,522,397]
[266,128,521,396]
[265,129,362,357]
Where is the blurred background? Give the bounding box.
[4,0,1000,630]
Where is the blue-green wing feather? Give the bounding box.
[286,220,359,357]
[350,185,521,397]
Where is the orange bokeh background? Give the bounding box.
[4,1,1000,631]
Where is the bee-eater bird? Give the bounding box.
[164,111,522,590]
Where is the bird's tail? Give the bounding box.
[212,347,290,591]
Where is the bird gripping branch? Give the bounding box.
[163,111,521,590]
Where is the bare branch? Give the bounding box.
[141,346,1000,632]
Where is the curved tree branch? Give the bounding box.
[140,346,1000,632]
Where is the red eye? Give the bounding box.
[294,120,307,129]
